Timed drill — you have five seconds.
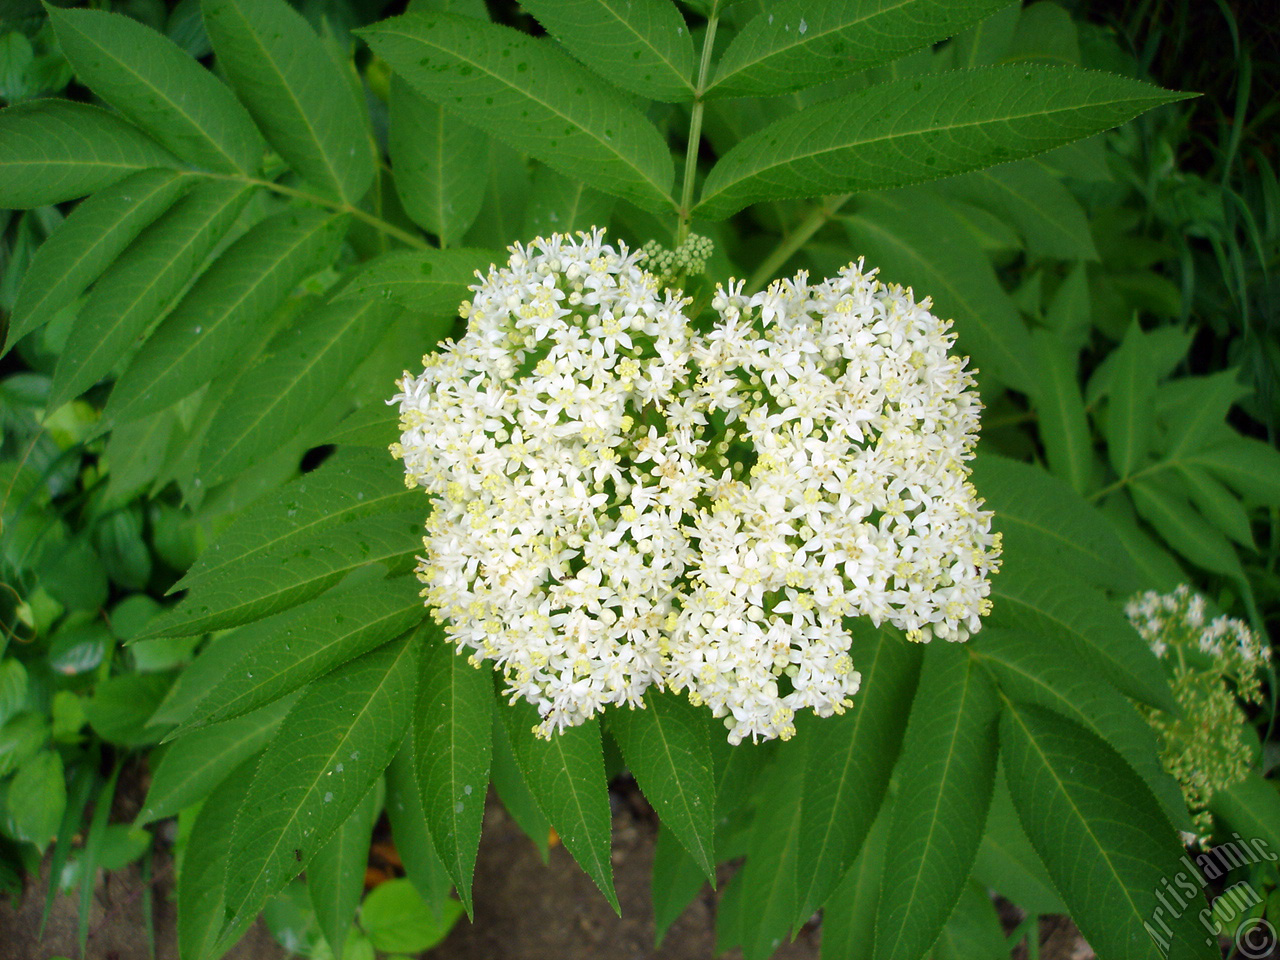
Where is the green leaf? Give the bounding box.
[47,6,263,175]
[696,65,1189,219]
[843,190,1035,393]
[223,635,418,930]
[202,0,374,202]
[1131,477,1244,580]
[1105,320,1157,481]
[103,406,181,505]
[389,78,488,246]
[139,694,298,823]
[105,209,348,427]
[310,782,381,960]
[1030,328,1095,495]
[795,623,921,924]
[85,673,173,747]
[938,160,1098,261]
[6,750,65,850]
[1185,436,1280,506]
[498,697,618,912]
[336,248,492,317]
[973,627,1189,830]
[1087,325,1192,406]
[819,810,889,960]
[325,404,402,448]
[177,757,258,960]
[0,98,178,208]
[0,661,28,728]
[874,644,998,960]
[1208,775,1280,856]
[607,688,715,882]
[971,773,1065,917]
[651,824,708,947]
[521,0,695,103]
[707,0,1012,100]
[6,168,194,355]
[1159,370,1252,460]
[384,741,454,911]
[195,299,399,488]
[359,878,463,954]
[414,621,492,917]
[933,880,1009,960]
[489,713,551,861]
[990,562,1177,712]
[48,178,255,410]
[1174,465,1255,549]
[522,164,615,238]
[178,449,416,592]
[1000,701,1216,960]
[140,511,424,639]
[359,12,675,211]
[171,578,423,737]
[970,453,1140,593]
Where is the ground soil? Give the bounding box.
[0,786,1093,960]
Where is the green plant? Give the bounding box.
[1,1,1276,959]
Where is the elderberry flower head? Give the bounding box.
[1125,585,1270,837]
[391,229,1000,743]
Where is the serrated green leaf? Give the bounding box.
[1184,436,1280,506]
[177,448,418,592]
[1030,328,1094,495]
[6,168,194,355]
[819,809,889,960]
[385,741,454,911]
[461,139,531,250]
[970,454,1140,593]
[708,0,1011,100]
[973,627,1189,830]
[310,782,381,960]
[652,823,708,947]
[325,404,402,448]
[177,756,258,960]
[203,0,374,202]
[498,696,617,912]
[795,623,921,925]
[48,6,263,175]
[522,0,695,103]
[939,160,1097,261]
[1158,370,1252,460]
[522,164,616,238]
[222,635,417,931]
[933,880,1009,960]
[971,772,1065,917]
[843,190,1035,393]
[1208,775,1280,856]
[696,65,1189,219]
[360,12,675,212]
[1000,701,1216,960]
[141,511,424,639]
[607,688,715,883]
[171,577,424,737]
[489,712,551,861]
[196,299,398,488]
[874,644,998,960]
[1131,477,1244,580]
[1106,320,1157,481]
[989,561,1176,712]
[389,77,488,246]
[335,248,493,316]
[1087,325,1192,407]
[48,178,254,410]
[0,98,178,208]
[105,209,348,427]
[1174,465,1255,549]
[139,694,298,824]
[104,406,179,507]
[414,624,491,917]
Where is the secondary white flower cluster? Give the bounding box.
[1125,585,1270,837]
[391,230,1000,743]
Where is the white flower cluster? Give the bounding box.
[391,230,1000,743]
[1125,585,1270,837]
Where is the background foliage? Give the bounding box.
[0,0,1277,958]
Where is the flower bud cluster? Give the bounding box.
[1125,585,1270,837]
[392,230,1000,743]
[640,233,714,286]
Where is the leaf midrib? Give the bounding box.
[644,698,713,876]
[587,0,695,96]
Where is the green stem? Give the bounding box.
[676,1,722,246]
[208,171,430,250]
[745,194,851,293]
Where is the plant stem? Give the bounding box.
[745,194,851,293]
[676,1,722,246]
